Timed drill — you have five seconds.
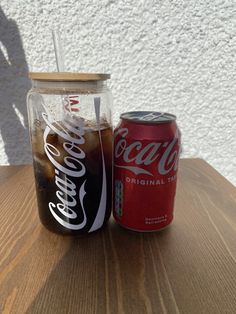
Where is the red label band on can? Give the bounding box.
[113,111,181,232]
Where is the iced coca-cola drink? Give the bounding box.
[27,73,113,235]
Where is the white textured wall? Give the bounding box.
[0,0,236,185]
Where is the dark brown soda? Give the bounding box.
[31,124,113,235]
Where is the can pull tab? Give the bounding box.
[140,112,165,121]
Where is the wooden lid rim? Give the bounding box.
[29,72,110,81]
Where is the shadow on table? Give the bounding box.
[25,222,172,313]
[0,7,31,164]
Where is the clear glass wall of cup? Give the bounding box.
[27,73,113,235]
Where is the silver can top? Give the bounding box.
[120,111,176,124]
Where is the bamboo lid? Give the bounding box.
[29,72,110,81]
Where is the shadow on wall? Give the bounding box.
[0,7,31,164]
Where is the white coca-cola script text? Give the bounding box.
[42,113,88,230]
[114,128,180,176]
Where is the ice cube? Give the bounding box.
[31,127,44,155]
[81,129,100,154]
[46,133,68,165]
[101,127,113,161]
[46,133,58,145]
[33,154,55,181]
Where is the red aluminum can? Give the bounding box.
[113,111,181,232]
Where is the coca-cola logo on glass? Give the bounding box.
[41,98,107,232]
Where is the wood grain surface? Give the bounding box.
[0,159,236,314]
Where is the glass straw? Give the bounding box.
[52,29,65,72]
[52,29,67,116]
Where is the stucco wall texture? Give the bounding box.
[0,0,236,185]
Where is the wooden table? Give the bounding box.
[0,159,236,314]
